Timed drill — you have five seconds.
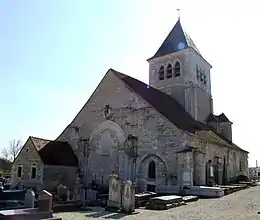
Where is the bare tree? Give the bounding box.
[9,139,22,161]
[1,148,9,161]
[1,139,23,162]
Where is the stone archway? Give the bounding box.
[89,120,125,147]
[137,153,168,192]
[86,120,126,188]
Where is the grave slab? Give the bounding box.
[135,192,157,207]
[146,195,184,210]
[182,195,198,202]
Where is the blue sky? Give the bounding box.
[0,0,259,167]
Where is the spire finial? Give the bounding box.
[177,9,180,20]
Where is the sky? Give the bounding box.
[0,0,259,167]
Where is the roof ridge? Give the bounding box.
[112,69,247,153]
[30,136,52,142]
[30,136,68,143]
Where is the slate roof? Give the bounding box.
[30,137,78,167]
[207,113,232,123]
[149,19,201,60]
[112,69,248,153]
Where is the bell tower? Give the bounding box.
[147,19,213,123]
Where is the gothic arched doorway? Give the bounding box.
[137,154,168,192]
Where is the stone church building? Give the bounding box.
[56,19,248,191]
[12,19,249,192]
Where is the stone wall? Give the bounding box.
[56,71,191,189]
[11,138,44,189]
[56,70,248,189]
[190,135,248,184]
[148,49,213,123]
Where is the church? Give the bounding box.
[12,19,249,192]
[56,19,248,191]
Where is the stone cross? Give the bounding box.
[24,189,35,208]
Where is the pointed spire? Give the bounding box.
[148,19,201,60]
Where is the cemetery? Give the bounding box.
[0,165,256,218]
[82,169,257,213]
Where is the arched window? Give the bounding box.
[17,164,22,178]
[166,64,173,79]
[148,161,156,179]
[158,66,164,81]
[174,61,181,77]
[31,163,37,179]
[196,65,200,79]
[200,69,204,82]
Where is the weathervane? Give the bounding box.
[177,9,180,20]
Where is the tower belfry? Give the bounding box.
[147,19,213,123]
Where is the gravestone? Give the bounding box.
[106,174,122,211]
[207,163,215,186]
[135,192,157,208]
[57,184,69,201]
[146,195,183,210]
[72,186,81,201]
[86,189,99,206]
[24,189,35,208]
[122,180,135,214]
[38,190,53,212]
[182,170,193,186]
[86,189,97,202]
[80,188,85,204]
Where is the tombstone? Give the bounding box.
[207,161,215,186]
[106,174,122,211]
[67,190,71,201]
[80,188,86,204]
[122,180,135,214]
[182,170,193,186]
[146,195,183,210]
[72,186,81,201]
[38,190,53,212]
[57,184,69,201]
[86,189,97,202]
[24,189,35,208]
[178,169,193,187]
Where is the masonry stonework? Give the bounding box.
[11,139,44,188]
[13,19,249,193]
[57,69,248,190]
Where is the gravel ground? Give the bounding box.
[54,185,260,220]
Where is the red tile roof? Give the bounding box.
[30,136,78,166]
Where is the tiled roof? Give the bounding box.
[30,137,78,166]
[149,19,201,60]
[112,69,248,153]
[30,137,50,151]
